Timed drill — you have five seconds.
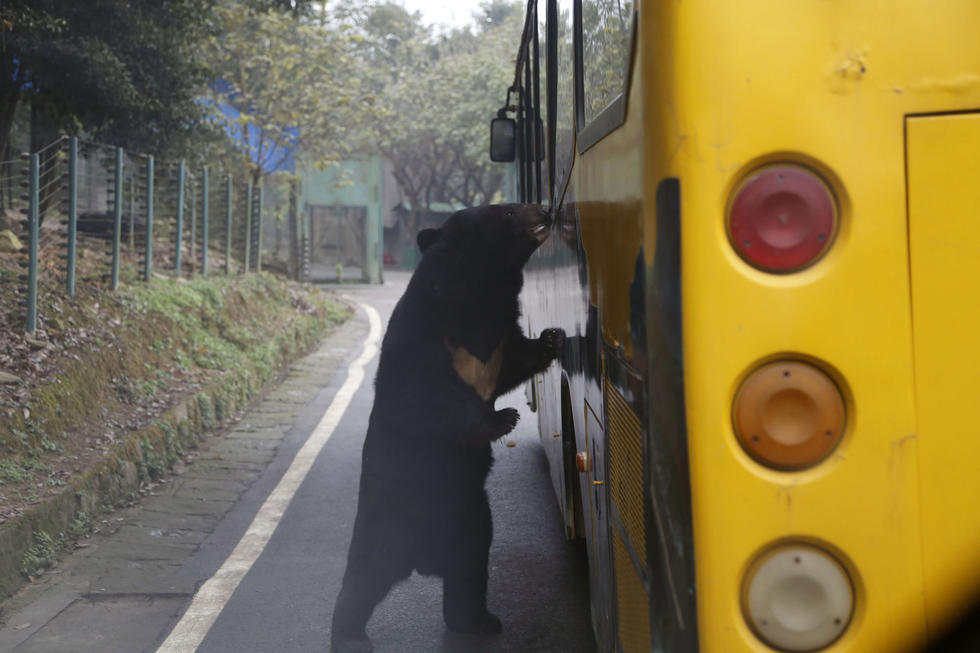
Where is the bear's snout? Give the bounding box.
[520,205,552,242]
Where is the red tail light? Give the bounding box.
[728,165,837,272]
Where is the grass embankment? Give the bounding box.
[0,273,350,595]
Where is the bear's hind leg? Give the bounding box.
[441,493,501,635]
[443,574,502,635]
[331,544,410,653]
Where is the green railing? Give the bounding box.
[2,137,279,334]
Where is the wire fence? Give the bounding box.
[0,137,301,334]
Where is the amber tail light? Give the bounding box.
[733,360,845,470]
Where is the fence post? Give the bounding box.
[300,206,310,283]
[67,137,78,296]
[225,175,233,275]
[144,155,154,281]
[129,177,136,251]
[244,182,252,273]
[288,179,299,280]
[26,153,39,333]
[255,186,263,272]
[175,161,185,276]
[201,166,208,276]
[111,147,123,290]
[190,174,197,264]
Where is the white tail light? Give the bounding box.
[743,544,854,651]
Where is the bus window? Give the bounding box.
[537,3,551,201]
[553,0,576,204]
[580,0,634,127]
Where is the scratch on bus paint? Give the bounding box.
[779,487,794,526]
[893,433,916,448]
[888,434,917,476]
[887,74,980,95]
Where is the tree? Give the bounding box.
[200,2,375,278]
[0,0,222,161]
[476,0,526,30]
[354,1,523,239]
[201,3,370,187]
[0,0,319,162]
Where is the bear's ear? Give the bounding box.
[417,228,442,253]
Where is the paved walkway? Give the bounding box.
[0,307,369,652]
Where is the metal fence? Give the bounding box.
[1,137,285,334]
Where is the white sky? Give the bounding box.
[397,0,487,32]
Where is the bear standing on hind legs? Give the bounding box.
[330,204,565,653]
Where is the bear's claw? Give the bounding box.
[495,408,520,435]
[540,328,566,360]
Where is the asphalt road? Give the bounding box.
[0,270,595,653]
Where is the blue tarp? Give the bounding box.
[210,79,296,174]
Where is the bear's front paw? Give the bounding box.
[539,328,566,361]
[494,408,520,437]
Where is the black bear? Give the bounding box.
[330,204,565,653]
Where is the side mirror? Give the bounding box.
[490,117,517,162]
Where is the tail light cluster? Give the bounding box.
[728,161,855,651]
[727,161,846,472]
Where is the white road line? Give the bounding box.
[156,302,382,653]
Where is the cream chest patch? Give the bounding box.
[446,340,504,401]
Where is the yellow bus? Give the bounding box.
[490,1,980,651]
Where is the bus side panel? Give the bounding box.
[906,112,980,639]
[573,18,702,648]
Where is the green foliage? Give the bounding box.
[0,458,34,484]
[6,421,60,459]
[0,0,321,164]
[21,530,58,577]
[0,0,218,158]
[156,421,183,465]
[197,393,216,430]
[68,512,93,539]
[1,272,347,465]
[138,438,166,482]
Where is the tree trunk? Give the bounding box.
[0,64,26,180]
[0,94,19,177]
[288,177,300,280]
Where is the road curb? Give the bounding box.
[0,298,356,602]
